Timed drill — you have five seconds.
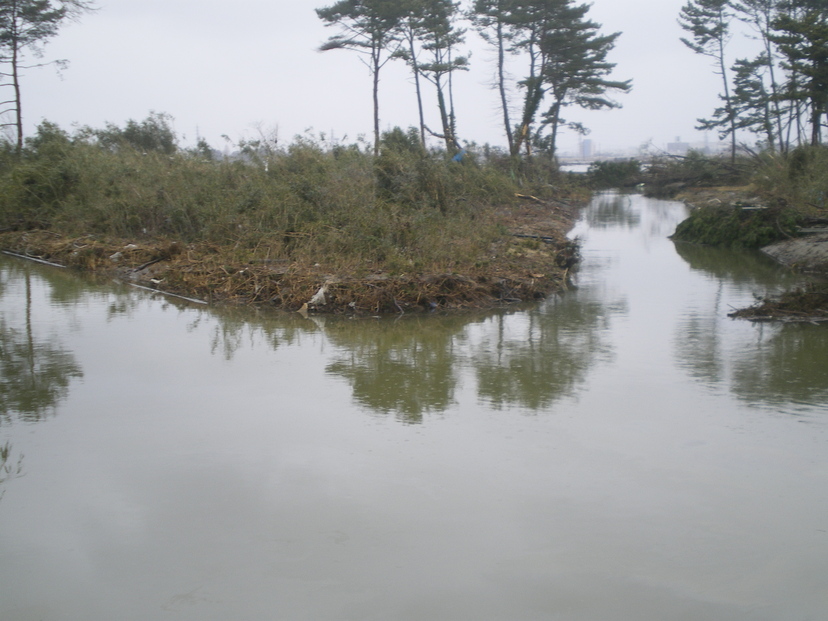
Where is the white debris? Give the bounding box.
[309,285,327,307]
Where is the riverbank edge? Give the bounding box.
[0,198,583,315]
[672,186,828,322]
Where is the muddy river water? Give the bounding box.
[1,192,826,620]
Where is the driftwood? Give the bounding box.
[1,250,65,268]
[515,193,571,208]
[512,233,559,244]
[132,257,165,273]
[515,193,546,204]
[125,282,208,305]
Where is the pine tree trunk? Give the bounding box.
[496,18,514,154]
[372,50,381,156]
[12,42,22,155]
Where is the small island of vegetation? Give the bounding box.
[0,119,586,313]
[0,0,631,314]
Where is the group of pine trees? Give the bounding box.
[9,0,826,165]
[680,0,828,159]
[317,0,631,157]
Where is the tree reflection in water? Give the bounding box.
[321,286,623,419]
[474,293,621,410]
[0,269,83,423]
[673,239,828,414]
[586,192,641,230]
[204,307,322,361]
[324,315,470,424]
[731,325,828,411]
[0,263,84,498]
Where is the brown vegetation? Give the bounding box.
[0,197,581,314]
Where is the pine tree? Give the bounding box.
[415,0,468,152]
[679,0,738,161]
[470,0,629,159]
[732,0,786,150]
[317,0,406,155]
[537,3,630,159]
[771,1,828,146]
[0,0,93,153]
[730,55,776,148]
[470,0,517,154]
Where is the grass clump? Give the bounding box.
[751,146,828,216]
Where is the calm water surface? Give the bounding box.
[1,193,827,620]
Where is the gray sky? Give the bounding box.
[19,0,760,155]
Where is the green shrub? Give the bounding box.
[671,205,800,249]
[587,159,641,189]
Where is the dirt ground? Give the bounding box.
[0,197,581,315]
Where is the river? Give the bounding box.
[1,192,826,620]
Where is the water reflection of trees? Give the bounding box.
[473,294,620,410]
[0,441,23,499]
[196,306,323,360]
[0,318,83,422]
[0,255,623,426]
[0,270,83,424]
[586,193,641,229]
[0,261,85,499]
[674,242,801,289]
[678,317,828,412]
[673,240,828,412]
[205,297,622,420]
[324,316,471,424]
[731,326,828,412]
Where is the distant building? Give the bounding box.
[581,139,593,159]
[667,137,690,155]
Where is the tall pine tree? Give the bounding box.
[317,0,406,155]
[0,0,93,153]
[679,0,738,161]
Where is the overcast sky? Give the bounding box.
[18,0,762,155]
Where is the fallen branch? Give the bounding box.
[512,233,558,244]
[1,250,65,268]
[515,193,545,204]
[132,257,165,272]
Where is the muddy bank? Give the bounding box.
[727,282,828,323]
[0,199,581,314]
[671,186,828,322]
[674,185,828,274]
[732,222,828,322]
[761,233,828,274]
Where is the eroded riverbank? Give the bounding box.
[671,185,828,321]
[0,197,582,314]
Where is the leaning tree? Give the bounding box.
[679,0,738,162]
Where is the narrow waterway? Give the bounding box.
[1,193,826,620]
